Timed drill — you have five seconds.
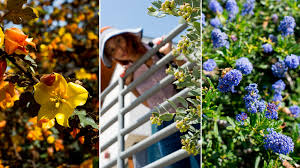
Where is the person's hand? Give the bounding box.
[120,64,133,85]
[153,36,172,55]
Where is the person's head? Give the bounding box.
[100,27,146,68]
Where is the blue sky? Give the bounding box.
[100,0,184,42]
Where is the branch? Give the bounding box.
[3,53,39,84]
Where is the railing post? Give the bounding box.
[117,77,125,168]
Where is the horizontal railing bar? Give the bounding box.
[102,123,178,168]
[143,149,190,168]
[121,62,193,116]
[100,114,117,133]
[100,88,190,151]
[100,72,174,133]
[100,96,118,116]
[123,23,188,79]
[121,122,178,159]
[120,88,190,136]
[100,62,194,134]
[101,80,118,101]
[121,51,174,96]
[121,74,174,114]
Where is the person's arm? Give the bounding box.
[152,36,185,66]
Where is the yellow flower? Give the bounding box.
[87,31,98,40]
[0,27,4,48]
[47,136,55,144]
[34,73,88,127]
[62,33,72,48]
[75,68,97,80]
[0,81,19,110]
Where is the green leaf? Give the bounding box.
[74,110,98,129]
[159,113,174,121]
[24,55,37,67]
[152,1,162,8]
[79,117,98,129]
[193,21,200,33]
[192,67,200,78]
[176,107,186,114]
[74,110,86,116]
[189,89,201,96]
[186,98,199,107]
[177,96,188,108]
[152,112,160,117]
[93,157,99,168]
[226,116,236,128]
[167,99,177,109]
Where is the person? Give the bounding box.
[100,26,199,168]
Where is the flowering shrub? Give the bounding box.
[149,0,298,167]
[0,0,98,167]
[201,0,299,167]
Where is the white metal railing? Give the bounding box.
[100,23,194,168]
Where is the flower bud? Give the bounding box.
[41,73,56,86]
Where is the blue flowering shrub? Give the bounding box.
[201,0,299,167]
[148,0,299,167]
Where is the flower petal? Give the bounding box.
[55,103,74,127]
[37,101,57,122]
[67,82,88,108]
[5,38,20,55]
[0,27,4,48]
[34,73,68,105]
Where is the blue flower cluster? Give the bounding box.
[210,17,222,28]
[265,103,278,119]
[203,59,217,71]
[289,105,300,118]
[243,83,265,113]
[271,60,288,78]
[218,69,242,93]
[226,0,239,21]
[284,54,299,69]
[272,80,286,92]
[209,0,223,13]
[272,80,285,102]
[262,43,273,53]
[236,112,247,125]
[264,128,294,155]
[235,57,253,75]
[278,16,296,37]
[211,29,230,48]
[202,13,206,26]
[241,0,255,16]
[257,99,266,113]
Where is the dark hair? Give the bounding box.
[104,33,147,66]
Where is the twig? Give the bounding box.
[0,11,11,24]
[13,143,22,160]
[4,54,39,84]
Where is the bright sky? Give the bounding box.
[100,0,184,42]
